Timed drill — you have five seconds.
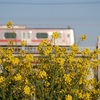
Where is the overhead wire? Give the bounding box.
[0,1,100,5]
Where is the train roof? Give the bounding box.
[0,26,74,30]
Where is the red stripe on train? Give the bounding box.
[0,39,51,42]
[0,40,21,42]
[32,40,51,42]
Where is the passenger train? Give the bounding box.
[0,26,75,46]
[0,26,75,53]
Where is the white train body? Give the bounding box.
[0,26,75,47]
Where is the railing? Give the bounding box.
[1,46,96,54]
[78,46,96,52]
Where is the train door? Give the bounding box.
[53,31,64,46]
[64,29,74,46]
[66,33,70,45]
[22,31,32,45]
[61,31,72,46]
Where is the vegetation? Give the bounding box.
[0,22,100,100]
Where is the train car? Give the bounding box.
[0,26,75,53]
[0,26,75,46]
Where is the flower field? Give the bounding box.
[0,22,100,100]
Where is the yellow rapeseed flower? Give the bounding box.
[44,81,50,87]
[0,59,2,64]
[56,58,64,65]
[24,85,30,95]
[42,39,48,44]
[79,34,87,41]
[43,50,50,55]
[38,70,47,79]
[14,73,22,81]
[6,48,14,55]
[65,94,72,100]
[26,54,33,61]
[25,78,29,84]
[21,40,27,46]
[70,44,79,53]
[52,32,59,39]
[43,45,52,55]
[66,56,74,64]
[83,92,91,100]
[79,78,83,85]
[0,76,4,83]
[8,40,13,45]
[63,74,72,84]
[12,58,20,65]
[6,21,13,28]
[20,50,26,56]
[81,48,90,56]
[54,46,60,52]
[46,45,52,52]
[78,92,83,99]
[5,66,13,72]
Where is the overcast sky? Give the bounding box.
[0,0,100,47]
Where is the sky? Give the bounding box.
[0,0,100,47]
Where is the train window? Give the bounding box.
[36,33,48,38]
[67,34,70,37]
[5,32,16,38]
[23,33,25,38]
[27,32,30,38]
[58,33,61,38]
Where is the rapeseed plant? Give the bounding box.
[0,21,100,100]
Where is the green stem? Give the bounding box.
[2,87,5,100]
[77,39,81,46]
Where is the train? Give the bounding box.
[0,26,75,53]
